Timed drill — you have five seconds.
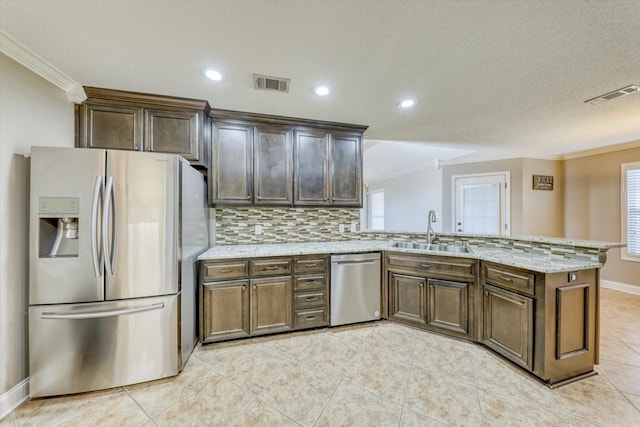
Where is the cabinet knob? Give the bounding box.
[242,285,247,291]
[253,285,257,290]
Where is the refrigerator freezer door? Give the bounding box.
[29,147,106,305]
[29,294,179,397]
[105,151,179,300]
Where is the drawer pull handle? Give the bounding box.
[501,275,514,282]
[305,316,317,321]
[305,296,317,301]
[419,264,433,269]
[219,268,232,273]
[303,262,318,267]
[305,280,318,284]
[265,266,280,270]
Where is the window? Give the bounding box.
[370,189,385,231]
[622,161,640,261]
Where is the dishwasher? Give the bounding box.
[330,253,381,326]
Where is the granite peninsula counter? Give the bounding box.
[198,233,621,274]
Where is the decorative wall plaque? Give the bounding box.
[533,175,554,190]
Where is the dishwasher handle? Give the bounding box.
[330,253,381,265]
[332,259,378,266]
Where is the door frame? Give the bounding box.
[451,171,511,236]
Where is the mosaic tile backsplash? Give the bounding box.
[215,207,361,245]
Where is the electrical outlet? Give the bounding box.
[350,222,357,232]
[255,225,262,235]
[339,224,345,233]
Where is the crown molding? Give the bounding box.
[439,151,562,166]
[0,30,86,103]
[560,140,640,160]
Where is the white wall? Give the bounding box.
[367,166,442,232]
[0,53,74,413]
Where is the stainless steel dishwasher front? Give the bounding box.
[330,253,381,326]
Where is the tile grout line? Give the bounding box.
[310,377,344,427]
[122,387,157,427]
[397,335,420,426]
[467,345,488,426]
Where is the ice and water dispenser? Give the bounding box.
[38,197,79,258]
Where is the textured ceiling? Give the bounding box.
[1,0,639,180]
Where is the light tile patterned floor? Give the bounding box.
[2,288,639,426]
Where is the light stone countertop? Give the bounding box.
[198,240,604,274]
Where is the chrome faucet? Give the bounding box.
[427,210,437,244]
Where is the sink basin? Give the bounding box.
[393,242,473,254]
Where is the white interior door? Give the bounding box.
[453,172,510,235]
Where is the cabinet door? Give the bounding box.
[211,122,253,204]
[428,279,469,334]
[82,102,143,151]
[388,273,427,326]
[329,132,362,206]
[483,284,533,369]
[145,108,202,164]
[254,126,293,205]
[202,280,250,342]
[294,130,329,205]
[250,276,292,335]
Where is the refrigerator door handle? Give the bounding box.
[40,302,164,320]
[91,176,103,277]
[103,176,118,276]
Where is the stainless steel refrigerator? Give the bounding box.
[28,147,208,397]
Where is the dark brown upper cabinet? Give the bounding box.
[293,129,330,205]
[211,122,254,205]
[329,132,362,206]
[81,102,143,151]
[254,126,293,205]
[76,87,210,170]
[208,109,367,207]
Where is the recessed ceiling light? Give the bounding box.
[204,69,223,81]
[398,99,415,108]
[315,86,330,96]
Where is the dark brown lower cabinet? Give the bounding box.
[388,273,427,326]
[385,253,476,340]
[428,279,469,334]
[202,279,250,342]
[483,284,534,370]
[250,276,292,335]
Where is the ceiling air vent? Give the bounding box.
[254,74,290,93]
[584,84,640,105]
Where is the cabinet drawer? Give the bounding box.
[294,291,327,309]
[294,274,327,291]
[386,253,476,279]
[294,256,327,274]
[202,260,249,280]
[251,258,292,276]
[484,264,535,296]
[294,308,328,329]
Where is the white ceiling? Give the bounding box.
[1,0,639,182]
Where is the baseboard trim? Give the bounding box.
[0,378,29,420]
[601,279,640,296]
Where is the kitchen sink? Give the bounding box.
[393,242,473,254]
